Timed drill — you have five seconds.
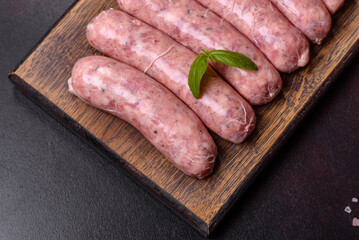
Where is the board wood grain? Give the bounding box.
[8,0,359,236]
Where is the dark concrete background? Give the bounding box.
[1,0,358,239]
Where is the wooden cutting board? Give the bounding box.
[8,0,359,236]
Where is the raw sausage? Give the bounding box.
[87,9,256,143]
[87,10,256,143]
[68,56,217,179]
[271,0,331,44]
[118,0,282,106]
[196,0,310,73]
[322,0,344,14]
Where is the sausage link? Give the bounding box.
[87,10,256,143]
[322,0,344,14]
[271,0,331,44]
[196,0,310,73]
[118,0,282,106]
[69,56,217,179]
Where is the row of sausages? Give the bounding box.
[69,0,344,178]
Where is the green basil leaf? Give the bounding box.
[188,53,209,99]
[202,49,217,63]
[188,49,258,99]
[209,50,258,70]
[201,49,210,56]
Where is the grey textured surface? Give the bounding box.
[1,0,359,239]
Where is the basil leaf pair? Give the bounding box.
[188,49,258,99]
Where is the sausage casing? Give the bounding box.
[271,0,331,44]
[118,0,282,106]
[69,56,217,179]
[87,9,256,143]
[322,0,344,14]
[196,0,310,73]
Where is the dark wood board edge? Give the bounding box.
[208,40,359,236]
[7,73,209,237]
[10,0,80,73]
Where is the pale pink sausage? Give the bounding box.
[271,0,332,44]
[118,0,282,106]
[69,56,217,179]
[196,0,310,73]
[322,0,344,14]
[87,10,256,144]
